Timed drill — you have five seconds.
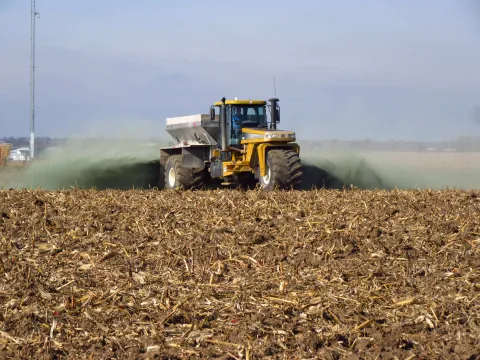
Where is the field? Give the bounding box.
[1,188,479,359]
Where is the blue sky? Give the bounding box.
[1,0,480,141]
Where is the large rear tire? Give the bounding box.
[258,149,303,191]
[164,155,206,190]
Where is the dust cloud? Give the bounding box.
[300,153,390,190]
[0,121,166,190]
[0,138,162,190]
[1,137,479,191]
[300,148,480,190]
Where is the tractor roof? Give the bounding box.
[213,99,267,106]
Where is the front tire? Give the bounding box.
[164,155,206,190]
[258,149,303,190]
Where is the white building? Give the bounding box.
[8,147,31,161]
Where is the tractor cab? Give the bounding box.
[210,98,280,147]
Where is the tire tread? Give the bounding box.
[165,155,206,190]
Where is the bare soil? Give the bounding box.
[0,188,479,359]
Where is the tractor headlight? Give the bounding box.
[264,132,296,140]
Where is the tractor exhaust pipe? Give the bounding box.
[269,98,279,130]
[220,97,228,151]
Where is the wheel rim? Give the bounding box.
[168,167,176,187]
[262,164,271,185]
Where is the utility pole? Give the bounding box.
[30,0,39,160]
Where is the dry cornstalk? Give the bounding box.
[0,188,478,359]
[0,143,11,166]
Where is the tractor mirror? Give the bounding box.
[276,108,280,122]
[210,107,215,120]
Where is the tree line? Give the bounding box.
[300,136,480,152]
[2,135,480,154]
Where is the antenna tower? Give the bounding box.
[30,0,39,159]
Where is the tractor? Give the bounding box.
[159,97,302,190]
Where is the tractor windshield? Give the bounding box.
[232,105,267,129]
[229,105,267,146]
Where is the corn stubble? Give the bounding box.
[0,188,479,359]
[0,144,11,166]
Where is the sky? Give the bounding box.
[1,0,480,141]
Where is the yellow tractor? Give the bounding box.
[160,97,302,190]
